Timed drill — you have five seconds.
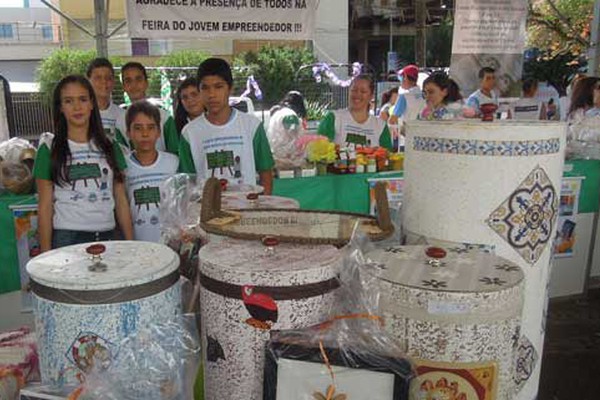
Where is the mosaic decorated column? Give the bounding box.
[403,121,566,400]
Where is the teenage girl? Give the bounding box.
[34,75,133,251]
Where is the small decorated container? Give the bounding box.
[26,241,181,385]
[199,238,341,400]
[364,245,524,400]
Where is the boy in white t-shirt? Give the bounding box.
[466,67,499,116]
[179,58,274,194]
[125,101,179,242]
[86,58,128,146]
[119,62,180,155]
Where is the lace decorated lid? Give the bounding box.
[26,241,179,291]
[365,245,524,293]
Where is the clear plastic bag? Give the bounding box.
[70,314,201,400]
[267,107,306,169]
[0,161,34,194]
[0,137,35,164]
[159,173,207,281]
[263,229,414,400]
[566,116,600,160]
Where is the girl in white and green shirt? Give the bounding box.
[33,75,133,252]
[318,74,393,151]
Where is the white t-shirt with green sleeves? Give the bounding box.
[116,105,179,154]
[126,151,179,243]
[317,109,392,151]
[33,132,127,232]
[99,102,127,145]
[179,109,274,186]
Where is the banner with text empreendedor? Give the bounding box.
[449,0,528,97]
[126,0,317,40]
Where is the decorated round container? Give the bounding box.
[403,120,565,400]
[199,238,341,400]
[365,245,524,400]
[26,241,181,385]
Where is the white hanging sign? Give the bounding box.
[126,0,317,40]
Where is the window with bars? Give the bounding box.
[0,24,14,39]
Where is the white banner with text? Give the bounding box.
[126,0,317,40]
[450,0,528,97]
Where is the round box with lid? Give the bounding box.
[365,245,524,400]
[199,237,341,400]
[26,241,181,385]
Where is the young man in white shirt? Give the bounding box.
[86,58,127,146]
[119,62,180,154]
[466,67,499,115]
[179,58,274,194]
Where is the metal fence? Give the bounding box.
[11,92,53,141]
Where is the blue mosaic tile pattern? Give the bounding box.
[487,166,558,265]
[412,136,561,156]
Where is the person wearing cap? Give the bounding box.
[389,64,425,125]
[466,67,499,116]
[178,58,274,194]
[267,91,307,169]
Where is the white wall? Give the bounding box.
[0,7,59,62]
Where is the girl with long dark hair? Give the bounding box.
[174,77,204,134]
[317,74,393,150]
[33,75,133,251]
[568,76,600,120]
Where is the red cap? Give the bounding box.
[399,64,419,80]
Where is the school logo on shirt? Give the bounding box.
[206,150,242,179]
[133,185,161,211]
[345,133,368,146]
[68,162,102,190]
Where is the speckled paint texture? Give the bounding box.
[199,238,340,400]
[365,245,524,400]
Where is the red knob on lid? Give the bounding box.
[86,244,106,256]
[246,193,259,200]
[425,246,446,259]
[219,179,228,191]
[262,236,279,247]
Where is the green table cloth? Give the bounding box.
[563,159,600,213]
[273,171,404,214]
[0,193,37,294]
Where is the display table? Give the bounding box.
[550,159,600,298]
[273,171,403,214]
[0,193,36,295]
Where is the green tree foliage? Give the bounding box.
[523,50,583,95]
[527,0,593,56]
[426,16,453,67]
[152,50,210,85]
[36,48,123,101]
[233,45,318,107]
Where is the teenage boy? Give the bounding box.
[86,58,127,146]
[119,62,179,154]
[179,58,274,194]
[466,67,499,116]
[125,101,179,242]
